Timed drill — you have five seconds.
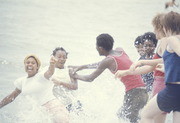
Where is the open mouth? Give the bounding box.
[27,66,33,72]
[59,61,65,64]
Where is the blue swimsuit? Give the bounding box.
[157,50,180,113]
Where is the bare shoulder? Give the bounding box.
[97,57,114,69]
[157,38,168,56]
[167,35,180,43]
[166,35,180,53]
[102,57,115,63]
[159,36,179,45]
[115,47,124,51]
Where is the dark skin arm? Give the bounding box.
[68,62,101,74]
[70,57,113,82]
[44,56,57,80]
[0,88,21,109]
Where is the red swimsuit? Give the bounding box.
[108,49,145,92]
[152,53,165,96]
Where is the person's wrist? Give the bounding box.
[139,61,144,66]
[74,73,78,79]
[124,70,129,76]
[50,63,56,67]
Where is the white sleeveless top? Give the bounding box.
[51,67,76,105]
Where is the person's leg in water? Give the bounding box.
[154,113,167,123]
[151,77,167,123]
[140,95,164,123]
[43,99,69,123]
[117,88,148,123]
[173,112,180,123]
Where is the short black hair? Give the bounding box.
[134,35,143,46]
[52,47,68,57]
[142,32,158,47]
[96,33,114,51]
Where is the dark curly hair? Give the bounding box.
[52,47,68,57]
[134,35,143,46]
[142,32,158,47]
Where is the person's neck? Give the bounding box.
[27,73,37,78]
[104,50,113,56]
[145,53,154,59]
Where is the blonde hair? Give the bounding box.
[24,55,41,69]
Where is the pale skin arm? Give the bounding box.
[69,58,111,82]
[52,68,78,90]
[130,58,163,71]
[115,65,155,78]
[44,56,58,80]
[0,88,21,109]
[155,63,165,73]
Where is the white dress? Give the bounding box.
[14,72,55,106]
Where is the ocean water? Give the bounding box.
[0,0,179,122]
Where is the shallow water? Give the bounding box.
[0,0,179,122]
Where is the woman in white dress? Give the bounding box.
[0,55,69,123]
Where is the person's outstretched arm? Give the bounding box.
[68,62,101,74]
[0,88,21,109]
[115,65,155,78]
[130,58,163,71]
[69,58,110,82]
[44,56,57,80]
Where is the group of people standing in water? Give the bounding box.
[0,11,180,123]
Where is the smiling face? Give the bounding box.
[54,50,67,69]
[24,57,39,78]
[135,44,145,56]
[143,40,156,55]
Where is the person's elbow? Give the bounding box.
[70,83,78,90]
[80,75,95,82]
[86,77,95,82]
[44,72,53,80]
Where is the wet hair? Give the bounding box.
[24,55,41,69]
[134,35,143,46]
[96,33,114,51]
[152,13,166,37]
[161,11,180,34]
[52,47,68,57]
[142,32,158,47]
